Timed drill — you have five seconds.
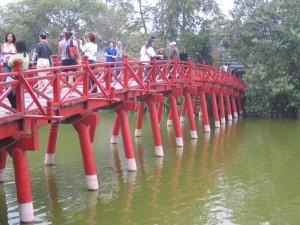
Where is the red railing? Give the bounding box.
[0,56,247,123]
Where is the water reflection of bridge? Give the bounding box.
[0,55,246,223]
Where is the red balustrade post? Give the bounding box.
[211,91,220,128]
[9,147,34,223]
[73,114,99,191]
[82,55,89,97]
[0,150,8,182]
[110,113,120,144]
[219,92,226,124]
[135,102,144,137]
[52,55,61,103]
[117,108,137,171]
[44,123,59,165]
[147,96,164,157]
[184,93,198,139]
[231,96,238,118]
[237,95,243,116]
[168,95,183,146]
[200,91,211,133]
[13,60,25,111]
[225,95,233,121]
[180,99,186,123]
[167,110,173,126]
[123,55,129,89]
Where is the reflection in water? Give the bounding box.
[4,114,299,225]
[0,184,8,225]
[44,167,64,225]
[82,191,98,225]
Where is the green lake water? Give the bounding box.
[1,113,300,225]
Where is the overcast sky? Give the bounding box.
[0,0,234,16]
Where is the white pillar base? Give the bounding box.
[134,129,142,137]
[204,124,211,133]
[198,111,202,117]
[127,158,137,171]
[85,175,99,190]
[0,169,5,182]
[155,146,164,157]
[19,202,34,223]
[220,117,226,124]
[176,137,184,147]
[214,121,220,128]
[179,116,185,123]
[228,114,233,121]
[233,112,238,118]
[110,135,118,144]
[44,153,55,165]
[167,119,173,126]
[190,130,198,139]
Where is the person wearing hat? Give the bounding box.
[169,41,179,60]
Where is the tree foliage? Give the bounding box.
[226,0,300,115]
[0,0,298,115]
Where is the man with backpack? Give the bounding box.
[58,31,80,82]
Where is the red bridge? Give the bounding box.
[0,55,246,223]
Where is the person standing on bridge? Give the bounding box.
[168,41,179,60]
[140,37,156,80]
[79,32,98,93]
[59,31,79,82]
[1,32,16,73]
[7,40,29,108]
[32,34,53,89]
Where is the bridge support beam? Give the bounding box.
[211,91,220,128]
[110,113,120,144]
[231,97,238,118]
[157,101,163,126]
[135,102,144,137]
[44,124,59,165]
[180,99,186,123]
[167,110,173,126]
[237,96,243,116]
[147,97,164,157]
[117,109,137,171]
[10,147,34,223]
[184,93,198,139]
[0,150,8,182]
[200,91,211,133]
[74,114,99,191]
[225,95,233,121]
[219,93,226,124]
[168,96,183,146]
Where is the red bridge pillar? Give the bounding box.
[157,101,163,126]
[167,110,173,126]
[110,113,120,144]
[74,113,99,191]
[0,150,8,182]
[135,102,144,137]
[231,96,238,118]
[168,95,183,146]
[184,93,198,139]
[147,96,164,157]
[237,96,243,116]
[200,91,211,133]
[180,99,186,123]
[225,95,233,121]
[219,92,226,124]
[44,123,59,165]
[9,147,34,223]
[211,91,220,128]
[117,108,137,171]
